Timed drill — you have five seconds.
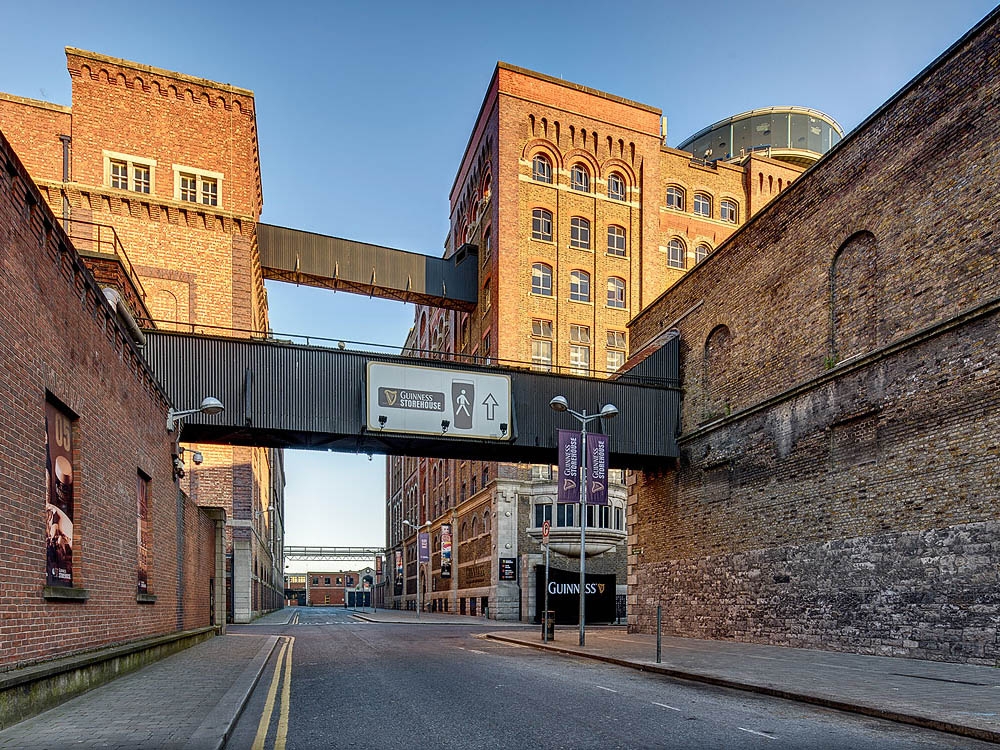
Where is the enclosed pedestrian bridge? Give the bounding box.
[257,223,479,311]
[145,329,680,469]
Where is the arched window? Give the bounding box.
[570,164,590,192]
[693,193,712,217]
[570,270,591,302]
[532,154,552,184]
[570,217,591,249]
[460,521,468,540]
[607,277,626,308]
[481,171,492,201]
[531,263,553,296]
[704,324,732,419]
[607,172,626,201]
[472,516,479,536]
[531,208,552,241]
[666,185,685,210]
[483,511,491,534]
[667,238,686,269]
[695,244,711,264]
[607,225,626,257]
[720,199,738,223]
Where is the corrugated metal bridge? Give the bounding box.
[145,330,680,469]
[257,223,479,311]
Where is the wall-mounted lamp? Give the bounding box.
[378,415,387,429]
[167,396,225,432]
[441,419,450,434]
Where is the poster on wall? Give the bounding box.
[45,401,74,587]
[137,474,150,593]
[394,550,403,595]
[440,524,452,578]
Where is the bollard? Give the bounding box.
[656,605,662,664]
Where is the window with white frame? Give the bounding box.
[174,164,222,206]
[532,208,553,241]
[693,192,712,217]
[531,263,553,296]
[720,199,738,223]
[695,243,711,264]
[570,217,591,249]
[105,151,156,194]
[532,154,553,183]
[666,185,685,210]
[607,225,626,257]
[607,277,626,309]
[607,329,626,372]
[531,319,553,371]
[557,503,575,527]
[569,324,590,374]
[534,502,553,527]
[570,164,590,192]
[569,270,590,302]
[173,164,223,207]
[607,172,626,201]
[668,238,686,269]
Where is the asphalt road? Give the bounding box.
[229,607,992,750]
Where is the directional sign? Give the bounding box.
[366,361,512,440]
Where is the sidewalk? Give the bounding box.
[485,627,1000,744]
[350,608,532,626]
[0,629,282,750]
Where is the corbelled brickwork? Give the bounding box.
[0,130,217,670]
[626,8,1000,664]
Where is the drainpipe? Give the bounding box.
[59,135,71,231]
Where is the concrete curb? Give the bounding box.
[182,635,280,750]
[483,633,1000,745]
[350,613,529,627]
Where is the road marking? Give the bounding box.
[468,649,487,654]
[595,685,618,693]
[738,728,776,740]
[275,637,294,750]
[652,702,680,711]
[252,637,289,750]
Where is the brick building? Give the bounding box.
[0,49,285,624]
[0,126,221,687]
[385,64,841,620]
[306,569,375,607]
[626,9,1000,664]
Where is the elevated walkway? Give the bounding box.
[144,329,680,468]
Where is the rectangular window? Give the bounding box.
[482,332,491,362]
[607,329,626,372]
[312,577,319,585]
[482,279,491,314]
[137,472,150,594]
[325,577,331,585]
[531,464,552,480]
[201,177,218,206]
[531,318,553,371]
[110,160,129,190]
[133,164,151,193]
[557,504,575,527]
[614,507,623,530]
[180,173,198,202]
[45,399,76,588]
[534,503,553,527]
[570,324,590,375]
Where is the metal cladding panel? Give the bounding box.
[145,331,680,468]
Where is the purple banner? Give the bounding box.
[440,524,452,578]
[418,532,430,563]
[588,433,609,505]
[557,429,580,505]
[46,401,74,588]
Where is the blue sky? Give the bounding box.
[1,0,995,567]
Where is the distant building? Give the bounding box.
[307,568,375,607]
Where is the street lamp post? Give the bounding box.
[549,396,618,647]
[402,520,430,620]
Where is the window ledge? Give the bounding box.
[43,586,90,602]
[137,592,158,604]
[567,299,594,306]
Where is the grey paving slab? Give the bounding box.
[0,633,277,750]
[485,627,1000,744]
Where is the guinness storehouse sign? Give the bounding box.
[366,362,512,440]
[535,565,616,625]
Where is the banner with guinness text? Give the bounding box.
[557,429,580,504]
[588,432,609,505]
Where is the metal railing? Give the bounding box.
[64,218,147,303]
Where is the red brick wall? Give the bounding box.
[0,130,217,669]
[0,94,70,183]
[626,11,1000,663]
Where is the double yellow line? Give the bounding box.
[252,635,294,750]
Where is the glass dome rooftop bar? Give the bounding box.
[678,106,844,168]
